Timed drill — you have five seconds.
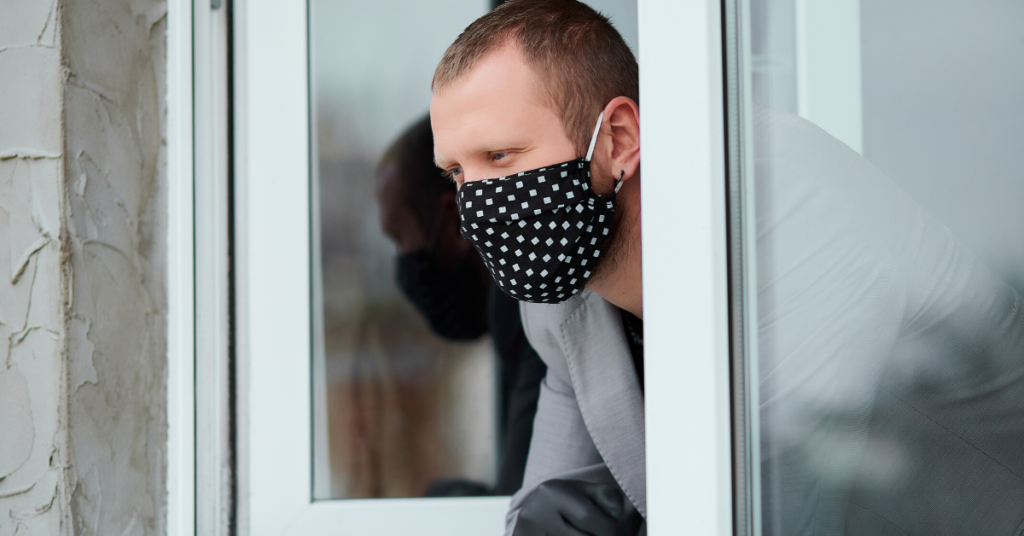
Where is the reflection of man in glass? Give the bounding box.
[429,1,1024,535]
[753,105,1024,535]
[378,116,491,342]
[375,116,548,496]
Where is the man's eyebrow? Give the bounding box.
[434,156,452,169]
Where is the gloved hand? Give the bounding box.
[512,479,643,536]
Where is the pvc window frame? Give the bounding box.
[167,1,236,534]
[193,1,235,534]
[166,0,196,533]
[234,0,733,534]
[639,0,733,534]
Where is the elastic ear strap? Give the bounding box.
[585,111,604,162]
[614,170,625,193]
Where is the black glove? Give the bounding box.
[512,479,643,536]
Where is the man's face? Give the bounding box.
[430,44,577,187]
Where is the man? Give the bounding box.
[430,1,1024,535]
[430,2,645,534]
[376,116,548,496]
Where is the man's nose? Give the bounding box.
[460,168,488,185]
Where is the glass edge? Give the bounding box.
[721,0,761,535]
[306,0,330,503]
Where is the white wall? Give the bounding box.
[0,2,66,534]
[0,0,168,534]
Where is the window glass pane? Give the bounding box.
[740,1,1024,533]
[310,0,494,500]
[310,0,640,506]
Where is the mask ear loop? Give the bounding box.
[585,111,604,162]
[584,112,625,195]
[585,112,622,194]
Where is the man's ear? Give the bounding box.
[599,96,640,183]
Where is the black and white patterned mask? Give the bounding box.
[457,113,622,304]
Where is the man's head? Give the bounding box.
[433,0,637,158]
[430,0,643,313]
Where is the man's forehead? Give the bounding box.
[433,127,532,169]
[431,46,556,159]
[432,45,553,117]
[435,40,533,97]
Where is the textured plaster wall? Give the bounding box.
[0,0,168,534]
[0,1,71,533]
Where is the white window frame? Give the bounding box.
[193,1,235,533]
[234,0,733,534]
[794,0,863,153]
[639,0,732,534]
[167,1,236,534]
[166,0,196,533]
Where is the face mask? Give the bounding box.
[457,112,623,304]
[396,249,490,341]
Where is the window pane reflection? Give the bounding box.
[310,0,495,500]
[744,1,1024,534]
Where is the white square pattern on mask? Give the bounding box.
[457,159,616,304]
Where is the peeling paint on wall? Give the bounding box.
[0,368,34,480]
[0,0,167,534]
[0,1,71,532]
[61,0,168,534]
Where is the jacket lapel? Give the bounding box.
[559,291,647,517]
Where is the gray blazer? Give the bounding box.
[505,290,646,534]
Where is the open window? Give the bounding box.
[171,0,1023,534]
[233,1,720,535]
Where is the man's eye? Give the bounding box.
[442,167,463,184]
[492,152,507,161]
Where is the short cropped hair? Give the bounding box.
[433,0,638,156]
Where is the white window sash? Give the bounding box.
[166,0,196,533]
[236,1,508,534]
[638,0,733,534]
[238,0,733,534]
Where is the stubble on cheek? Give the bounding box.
[585,205,634,291]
